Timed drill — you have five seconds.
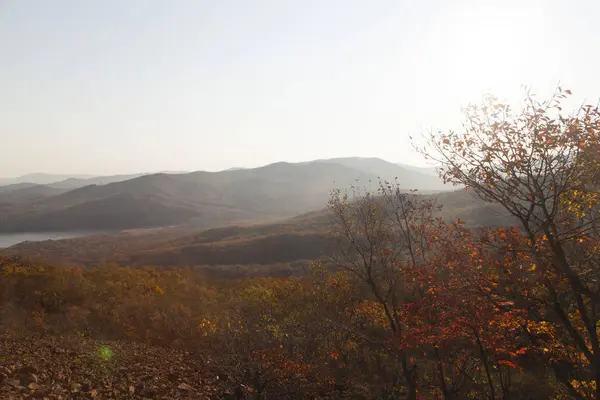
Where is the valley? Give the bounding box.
[3,1,598,396]
[0,156,513,273]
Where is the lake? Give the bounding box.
[0,232,99,249]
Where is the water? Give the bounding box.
[0,232,99,249]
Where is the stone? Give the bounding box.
[177,382,194,392]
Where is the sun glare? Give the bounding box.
[416,1,553,107]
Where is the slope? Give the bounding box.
[1,188,512,269]
[0,173,96,186]
[0,162,378,233]
[313,157,448,191]
[0,184,68,203]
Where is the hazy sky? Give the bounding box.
[2,0,600,177]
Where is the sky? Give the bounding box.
[2,0,600,177]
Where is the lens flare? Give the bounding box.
[97,346,113,361]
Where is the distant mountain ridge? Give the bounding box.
[0,158,451,233]
[0,173,96,186]
[310,157,444,189]
[0,171,189,188]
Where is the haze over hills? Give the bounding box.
[48,174,150,190]
[307,157,445,190]
[0,171,190,189]
[0,188,512,268]
[0,157,450,234]
[0,173,97,186]
[396,163,439,177]
[0,156,509,268]
[0,182,41,194]
[0,184,68,203]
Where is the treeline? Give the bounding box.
[1,88,599,399]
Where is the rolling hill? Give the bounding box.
[0,158,449,233]
[309,157,447,191]
[396,162,439,177]
[0,173,96,186]
[0,187,512,269]
[0,184,68,203]
[47,173,150,189]
[0,182,40,194]
[0,172,188,190]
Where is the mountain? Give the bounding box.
[312,157,447,191]
[0,173,189,205]
[0,184,69,213]
[0,188,512,268]
[0,182,39,194]
[0,158,451,233]
[0,173,97,186]
[0,161,379,233]
[0,184,68,203]
[47,174,150,189]
[222,167,248,172]
[0,172,188,189]
[396,163,439,177]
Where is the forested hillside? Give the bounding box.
[2,90,599,399]
[0,159,448,233]
[0,188,511,269]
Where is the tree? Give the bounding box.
[418,88,600,398]
[328,182,442,399]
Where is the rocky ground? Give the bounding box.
[0,333,231,399]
